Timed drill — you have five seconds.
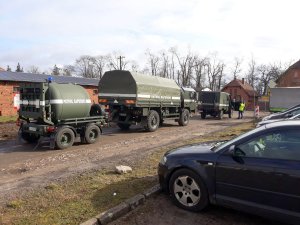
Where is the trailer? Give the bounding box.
[270,87,300,112]
[18,81,107,149]
[98,70,197,132]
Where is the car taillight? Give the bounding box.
[99,99,108,103]
[46,126,55,133]
[125,100,135,104]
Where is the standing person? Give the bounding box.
[238,101,245,119]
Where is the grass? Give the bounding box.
[0,115,18,123]
[0,122,255,225]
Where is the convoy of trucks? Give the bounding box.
[17,70,239,149]
[98,70,197,132]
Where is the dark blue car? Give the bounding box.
[158,121,300,224]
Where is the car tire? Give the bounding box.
[145,110,160,132]
[178,109,189,126]
[169,169,209,212]
[55,127,75,150]
[85,124,101,144]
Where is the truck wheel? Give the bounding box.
[55,127,75,150]
[117,123,131,130]
[85,124,101,144]
[178,109,189,126]
[201,112,206,119]
[21,132,40,143]
[218,111,224,120]
[145,110,160,132]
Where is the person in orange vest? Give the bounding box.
[238,101,245,119]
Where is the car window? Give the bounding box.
[236,129,300,161]
[291,108,300,116]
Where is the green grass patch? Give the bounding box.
[0,115,18,123]
[0,122,255,225]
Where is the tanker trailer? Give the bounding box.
[18,80,107,149]
[98,70,197,132]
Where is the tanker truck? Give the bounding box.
[98,70,197,132]
[18,80,107,149]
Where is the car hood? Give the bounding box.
[257,118,284,127]
[165,143,215,158]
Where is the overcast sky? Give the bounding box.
[0,0,299,73]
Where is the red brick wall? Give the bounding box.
[0,81,19,116]
[0,81,99,117]
[277,69,300,87]
[222,86,256,110]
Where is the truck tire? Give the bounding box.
[178,109,189,126]
[201,112,206,119]
[145,110,160,132]
[218,110,224,120]
[85,124,101,144]
[55,127,75,150]
[117,123,131,130]
[21,132,40,143]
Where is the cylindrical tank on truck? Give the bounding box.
[98,70,197,132]
[18,81,107,149]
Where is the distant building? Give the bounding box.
[222,78,258,110]
[0,71,99,117]
[277,60,300,87]
[0,67,5,72]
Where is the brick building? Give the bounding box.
[222,78,258,110]
[0,71,99,116]
[276,60,300,87]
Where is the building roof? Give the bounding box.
[276,59,300,84]
[0,71,99,86]
[222,78,257,97]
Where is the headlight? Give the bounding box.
[160,156,167,164]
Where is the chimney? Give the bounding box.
[242,78,245,85]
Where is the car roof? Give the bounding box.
[265,120,300,128]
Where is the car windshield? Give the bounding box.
[211,126,265,152]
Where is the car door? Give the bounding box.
[215,128,300,220]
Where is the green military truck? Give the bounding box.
[98,70,197,132]
[18,80,107,149]
[198,91,232,119]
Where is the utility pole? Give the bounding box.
[118,56,125,70]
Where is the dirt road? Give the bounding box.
[0,112,265,203]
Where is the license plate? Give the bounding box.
[29,127,37,131]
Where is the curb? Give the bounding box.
[80,184,161,225]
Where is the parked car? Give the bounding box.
[257,113,300,127]
[262,105,300,121]
[158,121,300,224]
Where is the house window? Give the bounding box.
[13,86,20,93]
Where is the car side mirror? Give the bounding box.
[228,145,246,157]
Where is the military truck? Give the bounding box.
[18,80,107,149]
[197,91,232,119]
[98,70,197,132]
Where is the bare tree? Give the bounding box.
[206,53,225,91]
[62,65,75,76]
[108,52,128,70]
[92,55,108,79]
[245,56,257,88]
[75,55,95,78]
[27,65,40,74]
[231,57,243,79]
[193,56,208,90]
[145,49,160,76]
[171,48,196,87]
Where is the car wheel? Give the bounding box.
[169,169,208,212]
